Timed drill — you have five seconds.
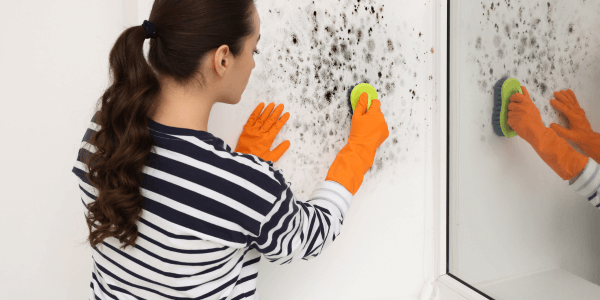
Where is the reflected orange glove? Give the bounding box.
[508,86,588,180]
[235,102,291,163]
[550,89,600,164]
[325,92,389,195]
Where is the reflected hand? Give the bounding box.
[507,86,545,144]
[550,89,600,164]
[235,102,291,163]
[507,85,588,180]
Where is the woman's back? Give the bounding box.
[73,115,352,299]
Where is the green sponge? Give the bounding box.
[492,77,522,137]
[347,83,377,115]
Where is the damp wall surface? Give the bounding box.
[140,0,436,299]
[450,0,600,291]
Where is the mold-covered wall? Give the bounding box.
[450,0,600,292]
[239,0,431,201]
[469,0,599,130]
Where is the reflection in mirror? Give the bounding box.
[449,1,600,299]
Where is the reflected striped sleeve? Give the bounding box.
[570,157,600,209]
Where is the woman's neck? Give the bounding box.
[151,78,216,132]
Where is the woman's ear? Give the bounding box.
[212,45,230,77]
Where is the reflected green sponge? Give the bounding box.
[492,77,522,137]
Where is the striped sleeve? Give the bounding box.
[569,156,600,209]
[248,171,353,264]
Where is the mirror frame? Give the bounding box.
[432,0,492,299]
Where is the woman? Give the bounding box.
[508,87,600,208]
[72,0,389,299]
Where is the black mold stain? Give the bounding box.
[387,39,394,51]
[540,82,547,94]
[325,90,333,103]
[254,1,409,182]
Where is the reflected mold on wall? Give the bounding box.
[467,0,595,141]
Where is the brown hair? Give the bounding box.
[85,0,256,249]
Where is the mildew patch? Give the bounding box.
[244,0,431,198]
[466,0,596,140]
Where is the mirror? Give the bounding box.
[448,0,600,299]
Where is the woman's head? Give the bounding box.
[85,0,257,249]
[149,0,260,105]
[193,4,261,105]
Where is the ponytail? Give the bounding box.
[84,0,256,249]
[86,25,159,249]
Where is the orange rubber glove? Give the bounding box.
[508,86,588,180]
[235,102,291,163]
[549,89,600,164]
[325,92,389,195]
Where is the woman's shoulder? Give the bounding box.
[149,130,285,190]
[142,131,289,244]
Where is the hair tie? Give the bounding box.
[142,20,157,39]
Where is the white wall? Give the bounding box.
[0,1,129,298]
[448,0,600,293]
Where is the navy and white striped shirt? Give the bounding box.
[72,115,353,300]
[570,156,600,209]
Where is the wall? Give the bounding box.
[0,0,128,299]
[448,0,600,293]
[138,0,436,299]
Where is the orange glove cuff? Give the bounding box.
[574,131,600,165]
[531,128,588,180]
[325,143,374,195]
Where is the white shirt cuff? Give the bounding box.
[307,181,353,217]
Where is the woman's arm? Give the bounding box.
[247,168,352,264]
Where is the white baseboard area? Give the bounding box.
[477,268,600,300]
[435,269,600,300]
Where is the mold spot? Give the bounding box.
[540,82,547,94]
[325,91,333,103]
[387,39,394,51]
